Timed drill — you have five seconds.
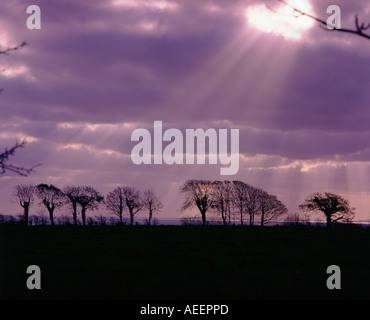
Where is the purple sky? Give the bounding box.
[1,0,370,223]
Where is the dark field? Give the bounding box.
[1,224,370,300]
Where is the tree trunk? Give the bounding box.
[201,210,206,226]
[47,204,55,225]
[81,207,86,226]
[221,208,226,226]
[48,208,55,225]
[119,199,123,224]
[129,209,134,226]
[326,214,332,228]
[148,210,152,225]
[23,203,30,225]
[72,202,77,225]
[240,203,243,226]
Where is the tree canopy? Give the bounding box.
[299,192,355,227]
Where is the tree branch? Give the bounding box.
[274,0,370,41]
[0,142,41,177]
[0,41,28,55]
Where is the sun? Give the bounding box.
[245,0,315,40]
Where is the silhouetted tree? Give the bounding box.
[143,189,163,225]
[63,186,81,225]
[241,183,263,226]
[299,192,355,228]
[122,186,143,226]
[105,187,125,224]
[232,181,250,225]
[35,184,64,225]
[211,180,233,226]
[76,186,104,226]
[13,184,35,225]
[258,191,288,226]
[180,180,213,226]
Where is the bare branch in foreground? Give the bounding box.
[271,0,370,41]
[0,142,41,177]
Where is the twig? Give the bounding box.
[0,41,29,55]
[274,0,370,41]
[0,142,41,177]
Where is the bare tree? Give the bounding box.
[222,180,233,225]
[258,191,288,226]
[211,180,233,226]
[299,192,355,228]
[243,183,263,226]
[122,186,144,226]
[13,184,35,225]
[142,189,163,225]
[105,187,125,224]
[232,180,250,226]
[180,180,214,226]
[232,181,269,226]
[35,184,64,225]
[273,0,370,41]
[63,186,81,225]
[0,142,39,177]
[76,186,104,226]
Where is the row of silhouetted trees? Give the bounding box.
[9,180,287,226]
[180,180,288,226]
[5,180,356,228]
[179,180,355,227]
[11,184,162,226]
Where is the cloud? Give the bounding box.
[1,0,370,220]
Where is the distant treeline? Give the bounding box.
[0,213,314,226]
[0,213,151,226]
[5,179,356,228]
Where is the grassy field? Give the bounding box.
[1,224,370,300]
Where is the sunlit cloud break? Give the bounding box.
[246,0,315,40]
